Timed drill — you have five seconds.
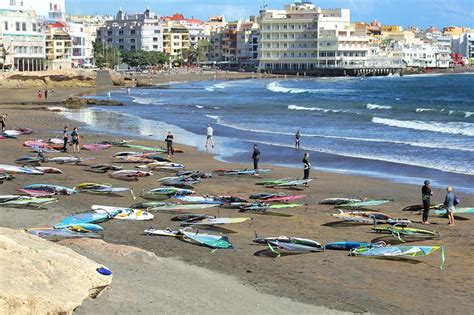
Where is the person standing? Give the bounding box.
[62,126,69,152]
[37,90,43,100]
[44,89,48,100]
[165,130,174,158]
[71,127,80,153]
[444,186,455,227]
[295,130,301,149]
[421,180,433,224]
[205,124,214,149]
[303,152,311,180]
[252,144,260,176]
[1,114,6,132]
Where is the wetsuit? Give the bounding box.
[166,134,174,156]
[421,184,432,222]
[252,148,260,172]
[1,115,5,132]
[303,156,311,180]
[63,129,68,152]
[295,132,301,148]
[71,130,79,145]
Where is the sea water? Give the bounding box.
[60,73,474,193]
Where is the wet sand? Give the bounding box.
[0,91,473,314]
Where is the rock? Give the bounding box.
[0,228,112,314]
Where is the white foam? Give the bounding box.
[266,81,353,94]
[205,82,233,92]
[464,111,473,118]
[206,114,474,152]
[195,105,204,109]
[366,103,392,110]
[287,105,355,114]
[132,97,161,105]
[416,108,437,113]
[372,117,474,137]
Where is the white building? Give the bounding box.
[97,9,163,52]
[453,32,474,61]
[0,8,45,71]
[258,2,370,72]
[68,22,87,67]
[0,0,66,20]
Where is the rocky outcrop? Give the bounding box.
[62,97,123,108]
[0,228,112,314]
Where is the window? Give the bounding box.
[4,21,8,31]
[153,37,158,42]
[131,39,135,43]
[119,45,124,49]
[16,22,20,31]
[107,31,112,36]
[131,45,136,50]
[130,30,136,35]
[153,45,158,49]
[154,30,160,33]
[119,39,123,43]
[32,23,36,31]
[119,30,124,35]
[22,22,26,31]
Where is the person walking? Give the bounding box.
[421,180,433,224]
[444,186,455,227]
[303,152,311,180]
[252,144,260,176]
[71,127,80,153]
[165,130,174,158]
[62,126,68,152]
[205,124,214,149]
[44,89,48,100]
[295,130,301,149]
[1,113,6,132]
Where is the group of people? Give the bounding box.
[36,89,53,101]
[422,180,457,226]
[62,126,80,153]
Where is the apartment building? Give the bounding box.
[44,22,72,70]
[453,32,474,62]
[97,9,163,52]
[165,14,206,47]
[162,19,190,59]
[0,0,66,20]
[221,19,259,66]
[0,9,45,71]
[68,15,109,66]
[258,2,370,72]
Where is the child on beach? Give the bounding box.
[1,114,6,132]
[421,180,433,224]
[166,130,174,158]
[63,126,68,152]
[71,127,80,153]
[444,186,456,227]
[252,144,260,176]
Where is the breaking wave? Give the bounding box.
[266,81,353,94]
[372,117,474,137]
[366,103,392,110]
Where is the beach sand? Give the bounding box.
[0,85,473,314]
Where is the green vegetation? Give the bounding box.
[93,41,121,69]
[121,50,170,67]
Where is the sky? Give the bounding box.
[66,0,474,29]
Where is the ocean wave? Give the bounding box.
[366,103,392,110]
[205,82,233,92]
[266,81,353,94]
[416,108,437,113]
[244,140,474,176]
[465,111,474,118]
[206,115,474,152]
[372,117,474,137]
[132,97,161,105]
[195,105,204,109]
[287,105,356,114]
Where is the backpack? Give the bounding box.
[454,195,460,206]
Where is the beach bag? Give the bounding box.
[453,195,460,206]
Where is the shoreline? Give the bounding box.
[1,76,474,314]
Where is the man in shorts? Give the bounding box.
[205,124,214,149]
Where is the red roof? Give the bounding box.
[166,13,203,24]
[48,21,67,28]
